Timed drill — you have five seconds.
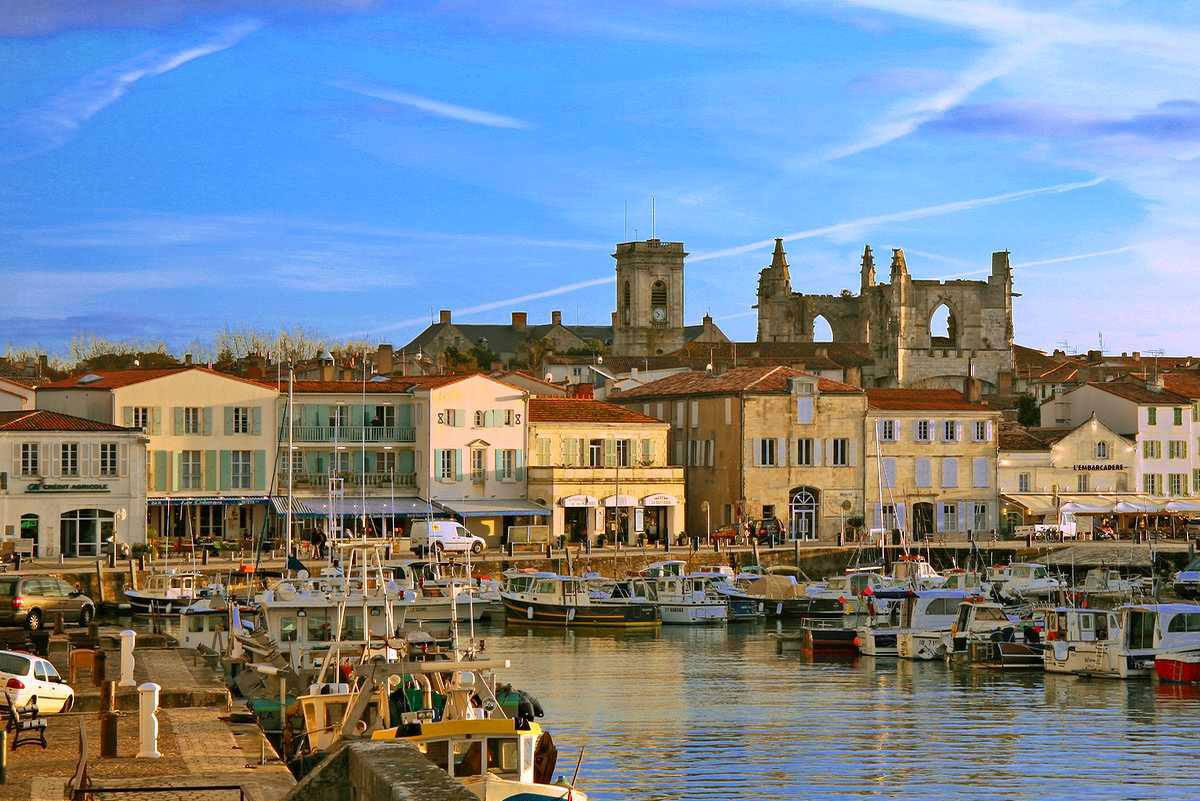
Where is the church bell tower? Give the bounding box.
[612,239,687,357]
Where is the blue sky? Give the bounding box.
[2,1,1195,356]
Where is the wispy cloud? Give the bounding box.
[934,241,1162,280]
[331,81,529,129]
[689,176,1104,263]
[0,20,261,163]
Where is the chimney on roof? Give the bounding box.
[184,353,193,366]
[512,311,527,331]
[37,354,47,376]
[1087,349,1101,361]
[551,310,562,326]
[321,361,334,382]
[439,309,452,324]
[376,344,394,375]
[964,376,982,403]
[1132,351,1141,360]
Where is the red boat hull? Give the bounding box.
[1155,655,1200,684]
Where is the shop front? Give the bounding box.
[560,495,598,543]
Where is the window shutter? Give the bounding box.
[848,440,857,466]
[752,439,762,467]
[825,438,834,466]
[252,407,262,436]
[813,439,823,466]
[604,439,616,467]
[973,457,989,488]
[221,407,233,436]
[942,457,958,488]
[883,457,896,488]
[985,420,993,441]
[219,450,232,490]
[915,457,930,488]
[454,449,463,482]
[151,407,162,435]
[456,410,466,427]
[892,419,901,440]
[725,398,733,426]
[797,396,813,424]
[776,438,787,467]
[516,449,525,481]
[122,407,133,427]
[173,407,184,435]
[51,443,61,477]
[872,505,881,529]
[958,502,969,532]
[707,439,715,467]
[9,442,17,474]
[119,443,129,477]
[171,450,181,491]
[936,503,944,532]
[81,443,92,477]
[202,407,212,436]
[956,421,964,441]
[204,450,217,490]
[253,450,266,491]
[559,439,571,467]
[433,449,444,480]
[153,450,166,491]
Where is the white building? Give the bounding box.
[36,368,279,546]
[0,410,148,557]
[0,378,35,412]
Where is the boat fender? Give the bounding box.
[567,607,576,622]
[776,602,783,616]
[527,606,534,620]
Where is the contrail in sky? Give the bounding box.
[344,176,1105,337]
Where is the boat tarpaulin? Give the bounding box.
[435,499,551,518]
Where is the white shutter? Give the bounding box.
[39,443,49,477]
[10,443,18,475]
[724,398,732,426]
[752,439,763,467]
[936,503,945,532]
[776,437,787,467]
[956,421,964,442]
[848,439,858,466]
[707,439,715,467]
[813,439,823,466]
[51,442,61,477]
[985,420,994,441]
[119,443,129,477]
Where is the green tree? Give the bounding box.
[1016,394,1039,427]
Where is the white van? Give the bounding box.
[409,519,486,556]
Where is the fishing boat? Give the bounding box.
[945,598,1042,667]
[1075,568,1149,603]
[690,568,764,620]
[124,568,218,614]
[501,574,659,628]
[1043,604,1200,679]
[642,562,727,625]
[891,590,969,660]
[1042,607,1124,677]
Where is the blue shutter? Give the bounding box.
[224,407,234,435]
[433,449,443,481]
[515,449,524,481]
[935,503,944,532]
[252,407,262,435]
[454,449,463,482]
[896,503,907,531]
[253,450,266,491]
[219,450,232,490]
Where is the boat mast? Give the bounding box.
[286,367,294,578]
[361,355,367,538]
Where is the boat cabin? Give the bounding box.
[1046,607,1120,644]
[1121,604,1200,655]
[144,570,201,600]
[940,570,985,592]
[643,561,687,578]
[898,591,969,631]
[378,719,547,788]
[890,558,943,586]
[300,681,391,753]
[178,607,230,651]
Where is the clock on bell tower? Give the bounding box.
[612,238,687,357]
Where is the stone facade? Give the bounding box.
[755,239,1015,391]
[613,239,689,357]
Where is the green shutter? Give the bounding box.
[151,407,162,435]
[224,407,234,436]
[173,407,184,435]
[455,410,466,428]
[454,449,463,482]
[253,450,266,491]
[202,406,213,436]
[515,448,524,481]
[252,407,262,435]
[494,448,501,481]
[122,407,133,426]
[219,450,232,490]
[433,449,443,480]
[172,451,181,491]
[204,450,217,490]
[153,450,168,491]
[397,404,412,427]
[604,439,616,467]
[398,450,414,474]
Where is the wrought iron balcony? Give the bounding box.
[289,425,415,443]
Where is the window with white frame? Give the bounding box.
[616,439,631,468]
[1077,473,1089,492]
[132,407,150,431]
[943,420,958,441]
[1144,440,1162,459]
[497,449,516,480]
[471,448,486,482]
[942,503,958,531]
[439,450,455,481]
[505,409,516,426]
[880,504,897,530]
[181,450,202,489]
[880,419,896,442]
[795,438,813,466]
[60,442,79,476]
[1018,472,1031,492]
[232,407,250,434]
[1095,441,1109,460]
[20,443,38,476]
[916,420,931,442]
[758,438,777,467]
[972,503,988,531]
[1144,473,1162,495]
[99,442,118,477]
[231,450,252,489]
[1169,473,1186,496]
[184,407,201,434]
[379,450,396,477]
[974,421,988,442]
[831,438,850,466]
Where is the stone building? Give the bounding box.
[613,366,866,542]
[755,238,1015,392]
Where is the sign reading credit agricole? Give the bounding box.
[26,482,110,493]
[1072,464,1126,472]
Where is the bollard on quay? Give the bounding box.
[119,629,137,687]
[202,548,209,566]
[94,649,107,686]
[0,730,6,783]
[136,682,161,759]
[54,611,64,635]
[100,680,118,758]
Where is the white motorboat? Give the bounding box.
[1042,607,1123,677]
[642,561,727,625]
[988,562,1063,599]
[124,568,220,614]
[891,589,969,660]
[1044,604,1200,679]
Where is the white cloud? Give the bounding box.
[0,20,261,163]
[331,81,530,130]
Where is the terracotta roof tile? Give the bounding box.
[1163,373,1200,400]
[0,410,136,433]
[38,367,274,391]
[865,388,992,411]
[529,398,663,424]
[998,422,1051,450]
[612,366,861,399]
[1085,381,1190,405]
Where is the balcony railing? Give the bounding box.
[290,425,415,443]
[282,471,417,490]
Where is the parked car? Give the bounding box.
[711,519,782,545]
[0,575,95,631]
[409,520,487,556]
[0,650,74,713]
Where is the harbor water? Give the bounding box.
[486,620,1200,801]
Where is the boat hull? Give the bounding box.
[660,602,727,625]
[502,597,659,628]
[855,627,898,656]
[124,591,194,614]
[722,595,764,621]
[1155,652,1200,684]
[897,631,948,661]
[802,625,859,655]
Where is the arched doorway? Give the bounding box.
[912,502,934,540]
[789,487,820,541]
[60,509,115,558]
[19,514,38,557]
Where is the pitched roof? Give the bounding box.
[612,366,861,399]
[1084,381,1190,405]
[529,398,663,424]
[1163,372,1200,400]
[37,367,273,391]
[865,388,993,411]
[287,374,481,394]
[998,422,1049,451]
[0,410,136,433]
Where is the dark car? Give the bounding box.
[0,575,95,631]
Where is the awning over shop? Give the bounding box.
[269,496,316,516]
[435,499,551,518]
[301,497,441,519]
[147,496,268,507]
[560,494,599,508]
[1167,500,1200,512]
[1114,498,1165,513]
[602,494,638,508]
[1002,494,1057,516]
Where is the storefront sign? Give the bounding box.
[603,494,638,507]
[642,493,677,507]
[1073,464,1126,472]
[26,482,109,493]
[561,494,598,507]
[634,507,645,532]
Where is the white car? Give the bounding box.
[409,520,487,556]
[0,650,74,713]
